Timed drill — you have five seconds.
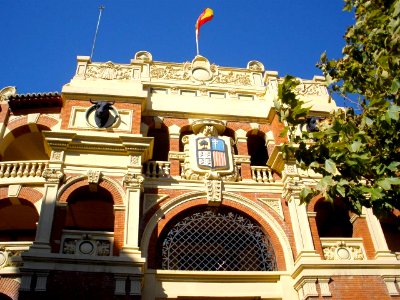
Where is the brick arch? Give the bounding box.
[1,116,56,160]
[0,187,42,205]
[6,114,58,133]
[143,192,291,271]
[58,177,124,205]
[0,278,19,300]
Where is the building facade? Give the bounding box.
[0,52,399,299]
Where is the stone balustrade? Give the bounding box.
[143,161,171,178]
[0,160,48,179]
[251,166,274,183]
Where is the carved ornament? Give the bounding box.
[123,173,144,189]
[86,62,132,80]
[42,168,64,183]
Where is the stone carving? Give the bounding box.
[51,151,63,161]
[0,246,29,269]
[0,86,16,102]
[322,241,365,260]
[87,170,101,184]
[124,173,144,189]
[87,170,101,191]
[247,60,264,72]
[150,63,191,80]
[294,82,327,96]
[62,238,111,256]
[258,198,283,218]
[130,156,141,166]
[86,62,132,80]
[212,71,252,86]
[205,172,223,206]
[42,168,64,183]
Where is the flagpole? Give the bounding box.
[90,5,105,60]
[196,30,200,56]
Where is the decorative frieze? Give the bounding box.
[294,81,328,96]
[86,62,133,80]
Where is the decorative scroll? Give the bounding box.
[86,62,132,80]
[161,209,277,271]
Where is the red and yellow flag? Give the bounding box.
[195,8,214,39]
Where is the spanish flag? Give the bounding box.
[195,8,214,55]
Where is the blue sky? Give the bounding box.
[1,0,353,104]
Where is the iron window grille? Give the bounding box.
[160,208,277,271]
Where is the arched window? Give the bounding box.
[0,199,38,241]
[65,187,114,232]
[158,207,277,271]
[315,199,353,238]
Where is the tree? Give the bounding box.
[275,0,400,216]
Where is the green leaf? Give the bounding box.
[348,140,362,152]
[390,78,400,94]
[299,186,317,204]
[325,159,340,175]
[387,161,400,171]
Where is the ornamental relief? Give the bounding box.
[322,241,365,260]
[150,63,252,86]
[85,62,133,80]
[294,82,328,96]
[150,63,192,81]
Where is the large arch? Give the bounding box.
[141,191,294,271]
[1,115,58,161]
